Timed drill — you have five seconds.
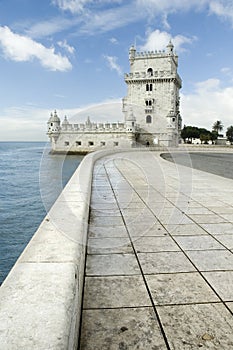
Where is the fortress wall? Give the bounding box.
[0,148,132,350]
[51,132,135,153]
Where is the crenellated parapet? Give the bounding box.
[48,114,140,135]
[124,71,182,87]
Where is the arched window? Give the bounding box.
[146,115,152,123]
[146,83,153,91]
[147,68,153,76]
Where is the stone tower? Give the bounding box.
[123,41,182,147]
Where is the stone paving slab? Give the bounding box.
[145,272,220,305]
[157,303,233,349]
[80,307,167,350]
[85,253,141,276]
[83,276,151,309]
[133,236,180,253]
[173,235,225,251]
[80,150,233,349]
[138,251,195,274]
[88,224,128,239]
[87,237,133,254]
[213,234,233,250]
[202,271,233,301]
[186,250,233,271]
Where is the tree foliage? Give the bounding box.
[226,126,233,144]
[212,120,223,136]
[181,125,215,144]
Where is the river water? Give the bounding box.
[0,142,83,284]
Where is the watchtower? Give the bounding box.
[123,41,182,147]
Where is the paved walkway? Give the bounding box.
[79,151,233,350]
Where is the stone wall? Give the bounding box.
[0,148,131,349]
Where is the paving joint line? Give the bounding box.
[111,155,233,317]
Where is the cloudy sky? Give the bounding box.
[0,0,233,140]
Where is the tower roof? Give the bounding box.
[62,116,69,126]
[48,110,60,123]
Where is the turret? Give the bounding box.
[85,116,92,129]
[126,109,136,133]
[129,45,136,65]
[166,40,174,55]
[47,110,60,134]
[62,116,69,130]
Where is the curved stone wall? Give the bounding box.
[0,148,127,349]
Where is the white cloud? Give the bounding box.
[0,26,72,71]
[52,0,93,13]
[65,99,123,123]
[209,0,233,23]
[0,99,123,140]
[109,37,118,44]
[104,55,122,75]
[25,17,75,39]
[140,29,196,52]
[35,0,233,39]
[79,3,142,34]
[181,79,233,132]
[52,0,124,14]
[57,39,75,54]
[0,106,51,141]
[136,0,208,13]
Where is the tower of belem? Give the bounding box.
[123,41,182,147]
[47,41,182,153]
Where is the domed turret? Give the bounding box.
[47,110,60,133]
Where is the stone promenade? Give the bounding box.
[79,150,233,349]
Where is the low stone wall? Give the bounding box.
[0,148,128,350]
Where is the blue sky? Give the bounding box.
[0,0,233,140]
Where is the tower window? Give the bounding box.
[65,141,70,146]
[145,100,152,106]
[88,141,94,146]
[76,141,82,146]
[146,115,152,124]
[146,83,153,91]
[147,68,153,76]
[114,142,119,146]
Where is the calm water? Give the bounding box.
[0,142,83,284]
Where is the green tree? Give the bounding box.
[209,131,218,144]
[200,133,210,144]
[226,126,233,144]
[181,125,200,143]
[212,120,223,136]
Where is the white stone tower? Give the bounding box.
[123,41,182,147]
